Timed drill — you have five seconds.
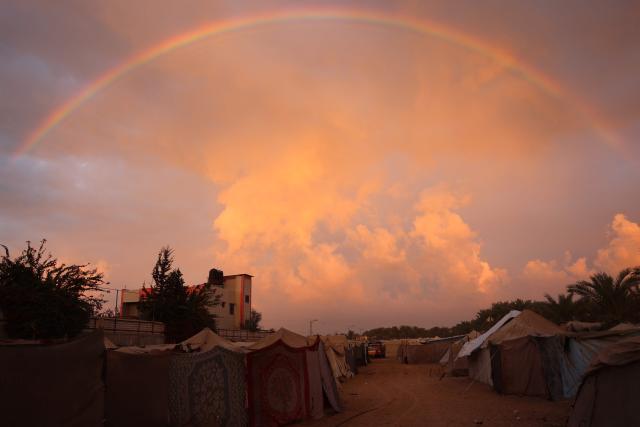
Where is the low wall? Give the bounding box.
[86,317,165,346]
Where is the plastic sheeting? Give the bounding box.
[568,337,640,427]
[458,310,520,358]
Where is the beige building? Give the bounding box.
[120,272,253,330]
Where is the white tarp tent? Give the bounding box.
[457,310,521,359]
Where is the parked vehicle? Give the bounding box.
[367,341,386,358]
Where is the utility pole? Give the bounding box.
[309,319,318,336]
[114,288,120,317]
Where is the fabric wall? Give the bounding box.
[561,337,621,398]
[317,341,341,412]
[0,330,105,427]
[468,347,493,386]
[106,349,172,427]
[494,337,548,398]
[534,336,565,401]
[568,361,640,427]
[247,341,309,427]
[304,342,324,420]
[405,342,449,364]
[168,346,247,427]
[346,346,358,374]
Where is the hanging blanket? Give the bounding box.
[247,341,309,426]
[169,346,247,427]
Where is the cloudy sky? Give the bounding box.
[1,1,639,334]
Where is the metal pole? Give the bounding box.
[114,288,120,317]
[309,319,318,336]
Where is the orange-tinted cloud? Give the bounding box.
[2,1,640,333]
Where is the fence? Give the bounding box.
[86,317,165,346]
[216,328,272,342]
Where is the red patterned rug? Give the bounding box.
[247,340,310,426]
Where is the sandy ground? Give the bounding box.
[304,358,569,427]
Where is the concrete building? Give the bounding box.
[120,271,253,330]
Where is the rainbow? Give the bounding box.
[16,7,617,156]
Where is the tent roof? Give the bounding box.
[586,336,640,375]
[248,328,309,350]
[457,310,521,358]
[608,323,639,331]
[488,309,562,345]
[180,328,245,353]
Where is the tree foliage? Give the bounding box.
[364,267,640,339]
[244,309,262,331]
[138,247,219,342]
[567,268,640,325]
[0,240,106,339]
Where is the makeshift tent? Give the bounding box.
[458,311,521,385]
[106,345,173,427]
[0,330,105,427]
[247,329,341,423]
[346,345,358,374]
[490,336,549,398]
[563,321,602,332]
[169,329,248,426]
[321,336,354,381]
[106,328,248,427]
[568,336,640,427]
[487,310,563,346]
[248,327,308,350]
[352,342,368,367]
[404,336,462,364]
[384,339,402,359]
[468,347,494,385]
[461,310,562,388]
[458,310,521,359]
[439,334,475,376]
[247,338,310,426]
[317,340,341,413]
[486,311,563,397]
[556,328,640,398]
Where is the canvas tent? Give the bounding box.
[439,332,479,376]
[404,335,465,365]
[457,310,521,386]
[568,336,640,427]
[553,327,640,398]
[247,328,341,425]
[0,330,105,427]
[106,328,248,427]
[321,335,354,382]
[458,310,563,389]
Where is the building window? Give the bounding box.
[245,295,250,304]
[221,302,225,308]
[229,303,235,315]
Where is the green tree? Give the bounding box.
[542,292,585,324]
[138,247,219,342]
[244,309,262,331]
[567,268,640,324]
[0,240,106,339]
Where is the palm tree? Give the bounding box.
[543,293,577,323]
[567,267,640,324]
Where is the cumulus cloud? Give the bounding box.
[518,214,640,299]
[2,1,640,333]
[210,172,507,330]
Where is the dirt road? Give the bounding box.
[305,359,569,427]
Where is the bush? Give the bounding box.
[0,240,106,339]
